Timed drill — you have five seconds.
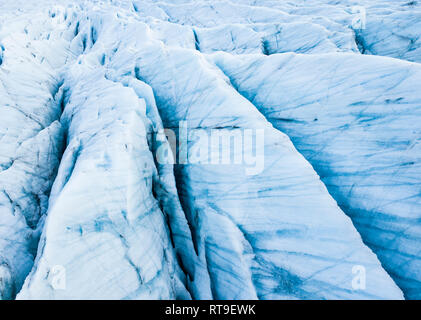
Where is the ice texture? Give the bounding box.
[0,0,419,300]
[0,8,72,299]
[18,61,192,299]
[208,51,421,299]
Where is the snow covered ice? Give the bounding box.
[0,0,420,300]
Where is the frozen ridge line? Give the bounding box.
[0,0,419,299]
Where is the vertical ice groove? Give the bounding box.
[0,6,78,299]
[17,34,195,298]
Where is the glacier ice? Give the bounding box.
[0,9,72,299]
[208,51,421,299]
[18,62,192,299]
[0,0,420,300]
[125,29,403,299]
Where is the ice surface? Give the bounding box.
[0,0,419,300]
[124,29,403,300]
[18,60,193,299]
[208,51,421,299]
[0,8,72,299]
